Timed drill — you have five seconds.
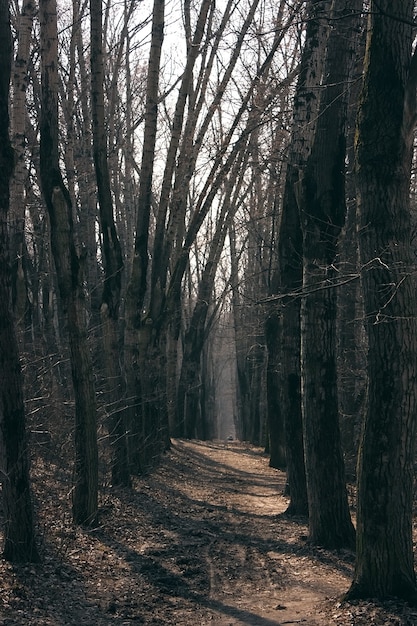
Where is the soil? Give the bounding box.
[1,437,417,625]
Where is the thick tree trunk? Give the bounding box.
[39,0,98,525]
[270,0,332,516]
[301,269,355,546]
[0,0,39,562]
[135,325,169,471]
[67,288,99,524]
[9,0,36,340]
[0,284,40,562]
[346,0,417,603]
[299,0,361,549]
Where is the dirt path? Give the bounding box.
[1,438,416,624]
[150,439,351,626]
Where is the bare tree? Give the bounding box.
[72,0,101,309]
[9,0,36,340]
[39,0,98,525]
[267,0,331,514]
[124,0,165,473]
[175,146,248,438]
[0,0,39,562]
[90,0,130,486]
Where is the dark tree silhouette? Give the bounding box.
[39,0,98,525]
[346,0,417,603]
[0,0,39,563]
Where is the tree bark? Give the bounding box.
[73,0,100,311]
[0,0,39,562]
[299,0,361,549]
[39,0,98,525]
[346,0,417,603]
[90,0,130,487]
[270,0,332,516]
[9,0,36,340]
[124,0,165,473]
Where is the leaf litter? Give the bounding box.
[1,436,417,625]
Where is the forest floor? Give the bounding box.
[2,437,417,625]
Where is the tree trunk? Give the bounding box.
[336,156,366,472]
[127,0,213,461]
[265,313,286,469]
[90,0,130,487]
[271,0,332,516]
[73,0,101,312]
[299,0,361,549]
[175,154,243,439]
[230,221,251,442]
[9,0,36,341]
[0,0,39,562]
[335,27,366,473]
[124,0,165,473]
[346,0,417,603]
[39,0,98,525]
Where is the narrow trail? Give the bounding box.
[2,438,415,624]
[161,439,351,626]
